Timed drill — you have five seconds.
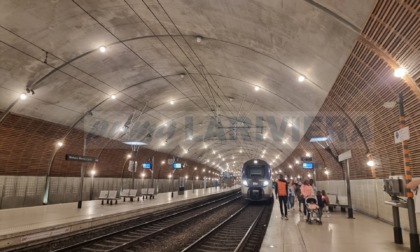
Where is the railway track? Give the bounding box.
[15,190,272,252]
[51,192,243,252]
[182,203,272,252]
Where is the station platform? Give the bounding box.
[2,188,413,252]
[261,198,412,252]
[0,186,239,251]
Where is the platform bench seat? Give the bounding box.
[141,188,155,199]
[328,203,349,212]
[98,190,109,205]
[121,189,139,202]
[98,190,119,205]
[328,195,349,212]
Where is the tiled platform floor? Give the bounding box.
[261,198,413,252]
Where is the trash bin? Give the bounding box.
[178,186,185,195]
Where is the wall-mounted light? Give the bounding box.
[367,160,375,167]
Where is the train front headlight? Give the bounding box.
[242,180,248,186]
[263,180,269,186]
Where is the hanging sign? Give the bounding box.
[65,154,98,163]
[338,150,352,162]
[394,126,410,143]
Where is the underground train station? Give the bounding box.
[0,0,419,251]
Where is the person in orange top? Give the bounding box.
[275,174,289,220]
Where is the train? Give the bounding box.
[241,159,274,202]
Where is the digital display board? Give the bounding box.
[173,163,182,169]
[142,163,152,169]
[302,162,313,169]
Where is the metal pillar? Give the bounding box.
[391,196,403,244]
[398,93,419,251]
[345,159,354,218]
[78,163,86,209]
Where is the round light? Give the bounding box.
[57,141,63,147]
[394,67,406,78]
[288,122,293,127]
[127,154,132,158]
[298,75,305,82]
[111,95,116,99]
[308,174,312,178]
[254,160,258,164]
[141,173,145,178]
[20,93,27,100]
[367,160,375,167]
[99,46,106,53]
[324,170,329,175]
[161,160,165,164]
[295,160,299,164]
[185,175,188,179]
[289,165,292,168]
[91,170,96,175]
[168,174,172,178]
[170,100,174,105]
[255,86,260,91]
[194,167,197,170]
[306,153,311,157]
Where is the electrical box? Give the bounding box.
[383,176,405,197]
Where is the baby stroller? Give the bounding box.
[305,196,322,225]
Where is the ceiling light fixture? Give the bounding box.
[20,93,27,100]
[170,100,174,105]
[111,95,116,99]
[394,67,406,78]
[196,36,203,43]
[298,75,305,82]
[255,86,260,91]
[99,46,106,53]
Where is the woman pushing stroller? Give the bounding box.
[301,179,314,221]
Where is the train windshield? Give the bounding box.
[245,165,266,177]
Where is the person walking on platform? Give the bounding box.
[287,180,296,210]
[275,174,289,220]
[301,179,314,221]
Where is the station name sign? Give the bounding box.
[65,154,98,163]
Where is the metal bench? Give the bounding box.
[141,188,155,199]
[98,190,119,205]
[121,189,139,202]
[98,190,109,205]
[328,195,349,212]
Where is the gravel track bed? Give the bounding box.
[129,200,247,252]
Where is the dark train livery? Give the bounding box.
[241,159,273,202]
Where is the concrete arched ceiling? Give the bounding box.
[0,0,377,172]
